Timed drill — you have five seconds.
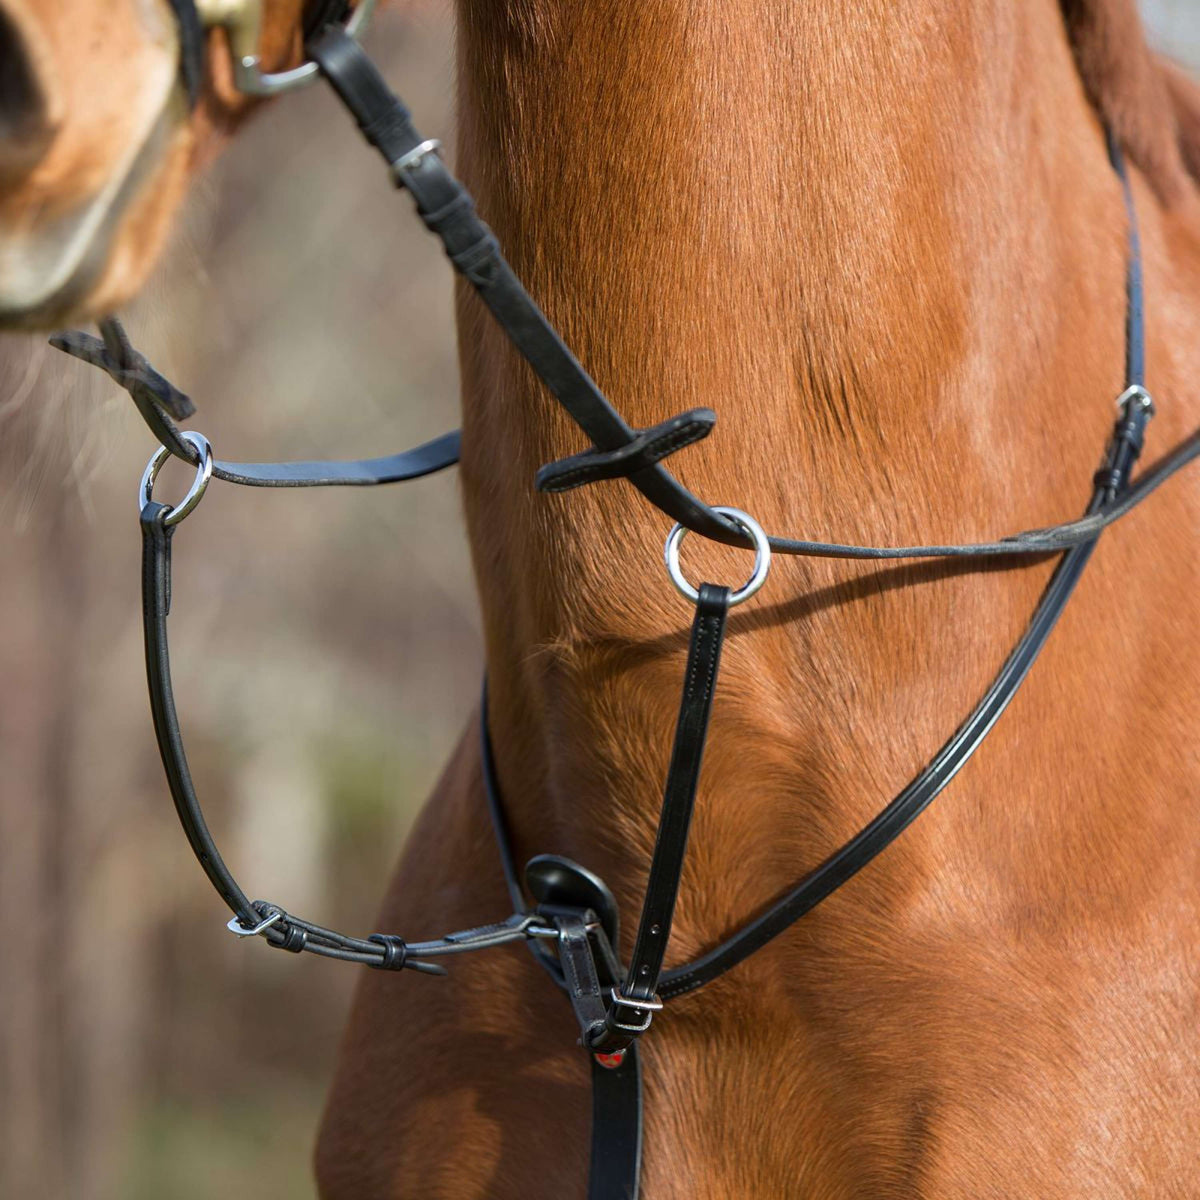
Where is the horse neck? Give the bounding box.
[453,0,1136,912]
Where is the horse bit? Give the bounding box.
[52,1,1200,1196]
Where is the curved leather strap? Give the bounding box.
[141,503,571,973]
[55,325,461,487]
[142,501,258,921]
[656,393,1152,998]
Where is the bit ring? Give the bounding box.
[139,432,213,526]
[664,506,771,607]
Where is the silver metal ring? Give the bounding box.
[139,432,213,526]
[227,910,283,938]
[664,506,771,607]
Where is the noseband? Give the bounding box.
[54,5,1196,1198]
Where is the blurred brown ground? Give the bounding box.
[0,6,476,1198]
[1,3,1197,1199]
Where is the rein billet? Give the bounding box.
[52,3,1191,1198]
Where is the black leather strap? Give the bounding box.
[554,912,613,1048]
[303,0,352,40]
[140,502,574,974]
[307,28,746,548]
[56,324,460,488]
[536,409,716,494]
[590,1048,643,1200]
[603,585,730,1048]
[142,501,258,922]
[656,392,1152,999]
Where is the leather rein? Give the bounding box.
[53,5,1188,1198]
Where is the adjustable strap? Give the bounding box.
[602,584,730,1049]
[307,27,744,547]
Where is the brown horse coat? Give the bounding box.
[315,1,1200,1195]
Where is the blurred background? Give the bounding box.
[0,6,473,1199]
[0,3,1195,1198]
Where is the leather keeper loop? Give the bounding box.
[537,408,717,494]
[368,934,409,971]
[276,924,308,954]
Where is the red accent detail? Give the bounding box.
[593,1049,627,1070]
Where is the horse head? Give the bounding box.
[0,0,314,329]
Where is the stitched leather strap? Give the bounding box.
[601,585,730,1048]
[536,409,716,494]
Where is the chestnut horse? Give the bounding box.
[3,0,1200,1196]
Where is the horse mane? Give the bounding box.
[1062,0,1200,203]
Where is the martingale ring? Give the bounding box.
[664,506,771,607]
[139,432,213,526]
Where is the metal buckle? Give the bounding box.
[607,986,663,1036]
[391,139,443,180]
[226,909,283,938]
[1116,384,1155,418]
[195,0,378,96]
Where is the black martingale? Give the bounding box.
[52,10,1188,1200]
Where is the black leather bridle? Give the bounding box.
[53,5,1195,1198]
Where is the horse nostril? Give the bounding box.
[0,3,58,179]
